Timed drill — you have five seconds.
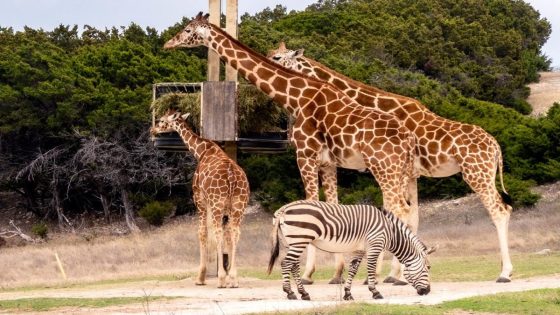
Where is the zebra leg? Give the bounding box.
[366,242,384,299]
[281,259,297,299]
[344,250,365,300]
[292,260,311,300]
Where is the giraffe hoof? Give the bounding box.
[287,292,297,300]
[195,281,206,286]
[301,292,311,300]
[496,277,511,283]
[301,278,314,285]
[383,276,398,283]
[393,280,408,286]
[328,277,345,284]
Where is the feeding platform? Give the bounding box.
[151,82,289,154]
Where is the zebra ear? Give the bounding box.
[426,244,439,255]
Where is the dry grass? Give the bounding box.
[0,183,558,290]
[527,71,560,116]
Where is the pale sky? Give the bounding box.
[0,0,558,66]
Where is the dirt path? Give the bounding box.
[527,71,560,116]
[1,274,559,314]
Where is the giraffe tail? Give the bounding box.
[267,215,281,275]
[496,148,513,206]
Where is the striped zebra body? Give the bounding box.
[268,200,432,300]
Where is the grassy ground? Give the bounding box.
[0,296,173,312]
[254,252,560,282]
[0,189,558,290]
[279,288,560,315]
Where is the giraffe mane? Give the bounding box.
[194,15,329,87]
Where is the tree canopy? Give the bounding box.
[0,0,557,229]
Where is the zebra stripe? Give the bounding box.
[268,200,432,300]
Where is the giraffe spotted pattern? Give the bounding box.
[164,12,420,284]
[268,43,514,283]
[151,109,249,288]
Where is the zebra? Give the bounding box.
[267,200,435,300]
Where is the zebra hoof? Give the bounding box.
[383,276,398,283]
[496,277,511,283]
[301,292,311,300]
[372,292,384,299]
[287,292,297,300]
[393,280,408,286]
[301,278,314,285]
[328,277,345,284]
[343,293,354,301]
[362,278,369,285]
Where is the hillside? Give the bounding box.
[527,71,560,116]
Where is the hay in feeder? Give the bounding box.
[151,84,287,134]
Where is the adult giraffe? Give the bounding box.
[164,12,417,284]
[151,109,250,288]
[267,43,514,283]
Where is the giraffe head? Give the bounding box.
[164,12,211,50]
[267,42,305,71]
[151,109,190,136]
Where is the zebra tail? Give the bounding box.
[267,217,280,275]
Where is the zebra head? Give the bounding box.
[403,244,436,295]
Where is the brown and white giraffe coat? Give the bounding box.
[267,43,514,282]
[151,109,249,288]
[164,13,418,284]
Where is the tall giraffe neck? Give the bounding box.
[171,120,218,161]
[299,57,436,117]
[204,24,325,116]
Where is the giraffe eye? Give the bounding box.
[272,56,281,61]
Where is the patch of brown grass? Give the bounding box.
[1,183,558,290]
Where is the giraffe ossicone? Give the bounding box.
[152,108,250,288]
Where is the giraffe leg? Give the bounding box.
[380,176,411,285]
[302,245,316,284]
[210,206,227,288]
[195,209,208,286]
[296,154,321,285]
[225,213,242,288]
[462,168,513,282]
[389,178,420,286]
[320,164,345,285]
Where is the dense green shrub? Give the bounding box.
[139,201,175,226]
[31,222,48,239]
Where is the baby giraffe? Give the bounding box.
[151,109,250,288]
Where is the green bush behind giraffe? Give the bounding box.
[0,0,557,221]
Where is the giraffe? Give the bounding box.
[267,43,514,283]
[163,12,418,285]
[150,108,250,288]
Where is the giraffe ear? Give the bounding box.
[181,113,191,120]
[294,49,305,57]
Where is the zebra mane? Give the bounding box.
[380,207,428,253]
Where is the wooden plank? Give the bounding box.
[201,81,237,141]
